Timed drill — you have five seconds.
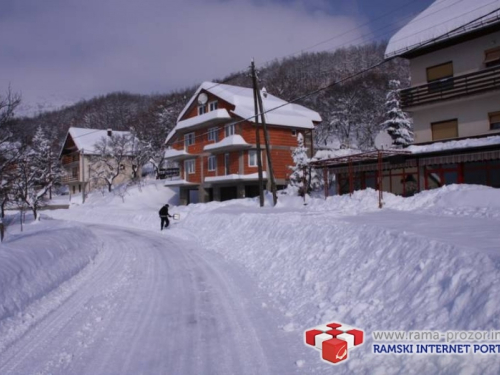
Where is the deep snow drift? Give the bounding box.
[1,180,500,374]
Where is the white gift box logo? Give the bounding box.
[304,321,364,365]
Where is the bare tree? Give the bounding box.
[12,129,63,220]
[90,133,134,192]
[0,87,22,218]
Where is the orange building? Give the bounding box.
[164,82,321,204]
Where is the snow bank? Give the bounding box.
[45,182,500,373]
[0,218,101,322]
[174,189,500,374]
[50,180,180,230]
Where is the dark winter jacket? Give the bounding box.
[159,205,172,218]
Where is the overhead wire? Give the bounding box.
[240,5,500,128]
[165,4,500,149]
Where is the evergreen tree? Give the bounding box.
[288,133,309,196]
[288,133,323,196]
[381,80,414,148]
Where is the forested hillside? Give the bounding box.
[10,41,409,153]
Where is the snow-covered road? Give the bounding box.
[0,224,302,375]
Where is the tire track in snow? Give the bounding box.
[0,224,302,375]
[0,237,131,375]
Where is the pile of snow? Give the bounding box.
[38,182,500,373]
[0,217,101,324]
[313,148,361,160]
[407,135,500,154]
[51,180,179,230]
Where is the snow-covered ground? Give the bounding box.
[1,179,499,374]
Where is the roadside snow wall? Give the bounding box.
[0,220,101,322]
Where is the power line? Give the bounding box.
[246,6,500,126]
[166,5,500,149]
[261,0,423,65]
[141,0,470,127]
[308,0,499,78]
[215,0,469,103]
[156,0,461,119]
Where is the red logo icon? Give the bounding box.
[304,322,364,365]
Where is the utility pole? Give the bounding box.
[253,61,277,206]
[250,59,265,207]
[49,150,52,200]
[81,149,85,204]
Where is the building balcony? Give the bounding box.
[176,109,231,132]
[203,135,252,153]
[61,176,79,184]
[61,155,80,165]
[61,160,80,167]
[401,65,500,109]
[164,148,195,162]
[163,178,199,187]
[205,172,267,184]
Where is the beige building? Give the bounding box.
[397,29,500,143]
[317,1,500,196]
[59,127,139,195]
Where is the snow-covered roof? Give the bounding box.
[176,109,231,133]
[311,135,500,164]
[66,127,133,155]
[165,82,322,146]
[203,135,251,152]
[407,135,500,153]
[314,148,362,160]
[385,0,500,58]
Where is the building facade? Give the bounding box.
[325,1,500,196]
[164,82,321,204]
[59,128,138,196]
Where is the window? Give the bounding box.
[208,127,219,142]
[489,111,500,130]
[184,132,195,147]
[209,101,218,111]
[424,164,459,190]
[72,167,78,178]
[208,156,217,171]
[225,123,235,137]
[427,62,453,82]
[198,105,206,115]
[184,159,195,174]
[431,119,458,141]
[427,62,453,92]
[291,129,297,136]
[484,47,500,68]
[248,150,259,167]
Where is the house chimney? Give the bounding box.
[107,129,112,137]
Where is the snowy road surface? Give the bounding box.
[0,224,302,375]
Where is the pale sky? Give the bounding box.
[0,0,433,115]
